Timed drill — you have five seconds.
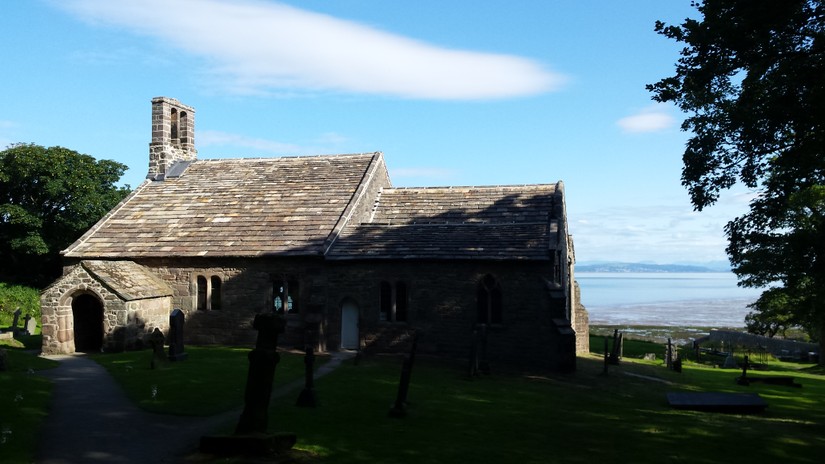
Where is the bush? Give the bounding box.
[0,283,40,328]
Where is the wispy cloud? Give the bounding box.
[617,105,676,133]
[570,195,752,263]
[54,0,565,100]
[199,130,315,155]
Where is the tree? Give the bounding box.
[0,144,131,287]
[648,0,825,363]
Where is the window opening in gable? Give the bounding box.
[273,279,299,314]
[379,280,408,323]
[476,274,502,324]
[211,276,222,310]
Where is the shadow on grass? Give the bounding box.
[258,353,825,464]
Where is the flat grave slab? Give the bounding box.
[666,392,768,414]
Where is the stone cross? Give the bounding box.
[235,313,285,435]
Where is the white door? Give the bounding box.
[341,301,359,350]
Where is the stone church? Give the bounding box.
[40,97,589,371]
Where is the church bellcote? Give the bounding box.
[148,97,197,180]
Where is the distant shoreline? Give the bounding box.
[577,262,731,273]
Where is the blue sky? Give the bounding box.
[0,0,755,265]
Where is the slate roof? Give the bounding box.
[63,154,381,258]
[81,260,173,300]
[326,185,561,260]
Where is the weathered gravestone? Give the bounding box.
[295,346,317,407]
[149,328,166,369]
[468,324,489,377]
[24,315,37,336]
[11,309,21,335]
[608,329,623,365]
[168,309,188,362]
[200,313,296,457]
[389,332,418,418]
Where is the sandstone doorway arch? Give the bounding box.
[72,293,104,352]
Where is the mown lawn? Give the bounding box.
[90,346,308,416]
[4,337,823,464]
[264,353,825,464]
[0,337,59,463]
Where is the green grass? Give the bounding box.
[262,354,825,464]
[90,346,308,415]
[0,347,59,463]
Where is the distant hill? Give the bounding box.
[576,261,730,273]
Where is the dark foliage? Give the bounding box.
[648,1,825,360]
[0,143,130,287]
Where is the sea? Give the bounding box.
[576,272,764,328]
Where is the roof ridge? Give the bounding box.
[192,152,380,162]
[383,184,556,190]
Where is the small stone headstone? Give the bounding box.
[168,309,188,362]
[643,353,657,361]
[24,315,37,336]
[149,328,166,369]
[722,354,738,369]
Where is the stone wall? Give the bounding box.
[40,264,172,354]
[70,255,585,370]
[324,259,574,370]
[136,257,329,347]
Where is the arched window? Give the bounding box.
[196,275,207,311]
[379,280,408,322]
[210,276,222,310]
[476,275,502,324]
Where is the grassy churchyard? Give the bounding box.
[1,335,823,463]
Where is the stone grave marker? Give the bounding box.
[24,315,37,336]
[200,313,296,457]
[168,309,188,362]
[11,309,21,335]
[296,346,317,407]
[389,332,418,418]
[149,328,166,369]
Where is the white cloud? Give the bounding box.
[617,106,676,133]
[569,198,748,264]
[55,0,565,100]
[199,130,310,155]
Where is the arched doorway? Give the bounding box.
[340,300,359,350]
[72,293,104,352]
